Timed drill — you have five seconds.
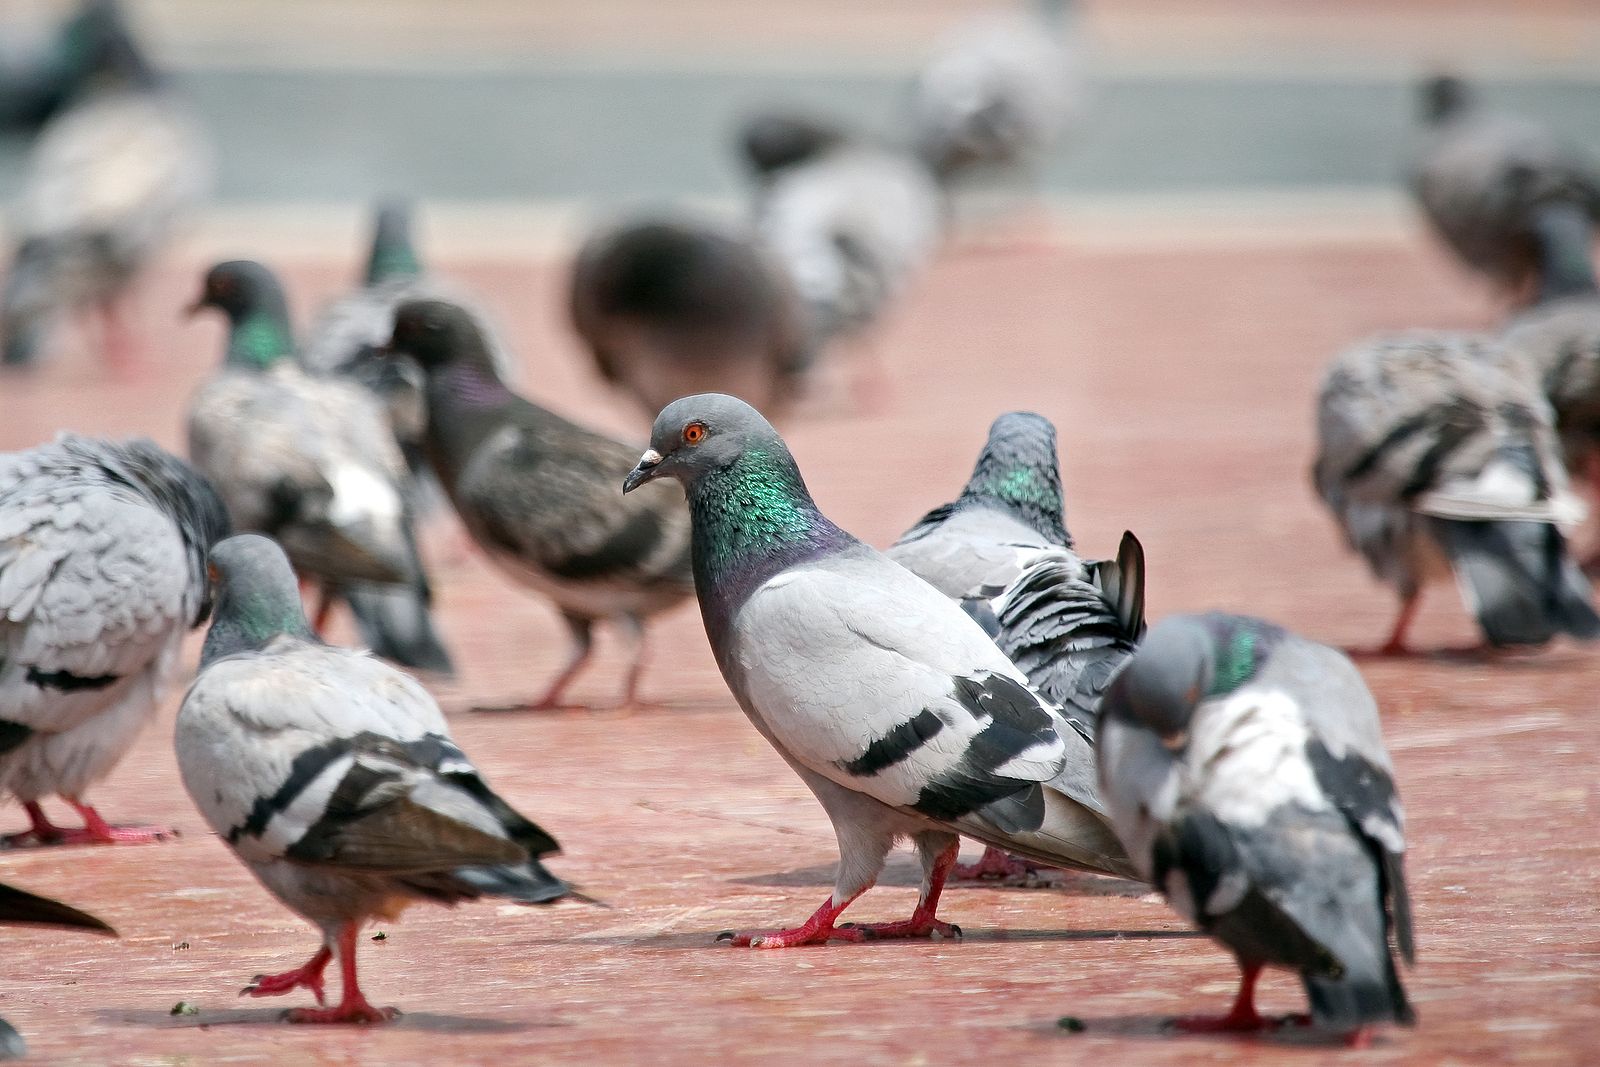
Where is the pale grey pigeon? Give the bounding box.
[1,5,210,368]
[623,394,1135,948]
[1409,74,1600,298]
[384,300,694,709]
[569,214,811,419]
[888,411,1145,880]
[1098,613,1415,1043]
[0,434,227,846]
[0,877,116,1059]
[186,260,453,676]
[1314,330,1600,652]
[176,534,575,1024]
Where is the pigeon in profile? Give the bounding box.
[0,877,116,1059]
[0,434,228,846]
[1098,613,1416,1044]
[186,260,452,676]
[1,0,210,368]
[384,299,694,708]
[888,411,1145,879]
[909,7,1084,181]
[1313,330,1600,653]
[569,214,811,419]
[1409,73,1600,300]
[176,534,576,1024]
[623,394,1135,947]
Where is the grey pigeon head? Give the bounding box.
[1103,615,1215,741]
[623,393,789,495]
[957,411,1070,544]
[191,260,295,368]
[201,534,315,666]
[1420,74,1471,124]
[738,110,848,178]
[386,298,495,374]
[365,200,422,285]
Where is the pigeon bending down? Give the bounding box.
[384,300,694,708]
[0,434,228,846]
[1,5,210,369]
[888,411,1146,880]
[1314,330,1600,653]
[624,394,1135,948]
[569,214,811,419]
[0,877,116,1059]
[176,534,576,1025]
[1098,613,1415,1044]
[1409,74,1600,299]
[186,260,451,675]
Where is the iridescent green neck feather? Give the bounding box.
[225,311,295,369]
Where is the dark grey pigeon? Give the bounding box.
[888,411,1146,880]
[186,260,453,676]
[384,299,694,709]
[1314,330,1600,653]
[623,394,1135,948]
[1409,74,1600,299]
[1098,613,1415,1044]
[0,433,228,847]
[569,214,811,419]
[0,877,116,1059]
[177,534,578,1025]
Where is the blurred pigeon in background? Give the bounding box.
[0,434,227,846]
[1098,613,1415,1044]
[1,0,210,370]
[1313,330,1600,653]
[0,877,115,1059]
[186,260,453,674]
[0,0,143,134]
[385,299,694,709]
[569,214,811,419]
[623,394,1135,947]
[177,534,575,1024]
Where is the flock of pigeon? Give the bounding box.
[0,0,1597,1058]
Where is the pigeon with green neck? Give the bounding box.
[186,260,444,664]
[178,534,578,1025]
[384,299,693,710]
[624,394,1134,948]
[888,412,1146,881]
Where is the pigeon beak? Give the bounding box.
[622,449,664,494]
[183,296,208,318]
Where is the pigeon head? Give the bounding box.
[1103,615,1215,742]
[957,411,1070,545]
[190,261,295,369]
[738,110,848,178]
[386,299,494,373]
[623,393,786,495]
[200,534,315,666]
[1420,74,1470,124]
[366,200,422,285]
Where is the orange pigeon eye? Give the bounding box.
[683,422,707,445]
[206,561,221,583]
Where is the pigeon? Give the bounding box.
[887,411,1146,879]
[569,214,811,419]
[383,299,694,708]
[1313,330,1600,653]
[177,534,574,1024]
[186,260,454,677]
[1098,613,1416,1044]
[1,2,210,368]
[623,394,1135,948]
[737,110,853,185]
[909,7,1084,181]
[1409,74,1600,299]
[0,0,142,134]
[0,877,116,1059]
[0,434,228,847]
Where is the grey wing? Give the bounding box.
[887,505,1057,599]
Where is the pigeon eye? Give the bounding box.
[683,422,707,445]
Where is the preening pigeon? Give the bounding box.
[623,394,1135,948]
[1313,330,1600,653]
[888,411,1145,879]
[0,434,227,846]
[384,299,694,708]
[176,534,575,1024]
[569,215,811,419]
[1409,74,1600,299]
[0,877,116,1059]
[1098,613,1416,1043]
[186,260,452,674]
[1,2,210,368]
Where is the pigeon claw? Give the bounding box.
[950,846,1046,883]
[840,918,962,941]
[240,948,332,1005]
[284,1002,398,1025]
[715,926,867,949]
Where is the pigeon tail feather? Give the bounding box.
[1430,516,1600,646]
